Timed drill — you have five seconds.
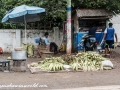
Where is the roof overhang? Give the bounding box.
[76,9,113,19]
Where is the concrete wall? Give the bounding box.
[1,15,120,52]
[110,15,120,42]
[0,30,16,52]
[0,28,63,52]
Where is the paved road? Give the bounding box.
[55,85,120,90]
[0,49,120,90]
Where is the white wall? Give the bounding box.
[110,15,120,42]
[0,30,16,52]
[0,28,63,52]
[1,15,120,52]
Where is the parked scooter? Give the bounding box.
[82,35,97,52]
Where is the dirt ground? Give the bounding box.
[0,48,120,90]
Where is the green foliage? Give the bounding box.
[72,0,120,14]
[0,0,120,29]
[0,0,67,28]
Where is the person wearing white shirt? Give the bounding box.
[102,23,118,57]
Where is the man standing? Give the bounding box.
[102,23,118,56]
[89,24,102,36]
[89,24,97,36]
[84,24,102,51]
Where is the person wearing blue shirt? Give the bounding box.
[42,35,50,46]
[42,32,58,53]
[42,32,50,51]
[102,23,118,57]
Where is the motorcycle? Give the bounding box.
[82,35,97,52]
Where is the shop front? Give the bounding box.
[72,9,113,51]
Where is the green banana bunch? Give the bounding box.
[38,57,65,71]
[70,62,81,70]
[37,51,107,72]
[69,51,106,71]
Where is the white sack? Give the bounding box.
[102,60,114,68]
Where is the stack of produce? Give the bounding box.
[29,51,108,72]
[38,57,66,71]
[70,51,106,71]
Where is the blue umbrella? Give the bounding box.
[2,5,45,43]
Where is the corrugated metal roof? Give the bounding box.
[76,9,113,18]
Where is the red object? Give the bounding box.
[0,47,3,54]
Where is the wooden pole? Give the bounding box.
[66,0,71,54]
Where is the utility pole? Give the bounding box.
[66,0,71,54]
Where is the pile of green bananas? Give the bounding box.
[33,51,107,72]
[38,57,65,71]
[69,51,106,71]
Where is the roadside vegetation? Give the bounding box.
[0,0,120,29]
